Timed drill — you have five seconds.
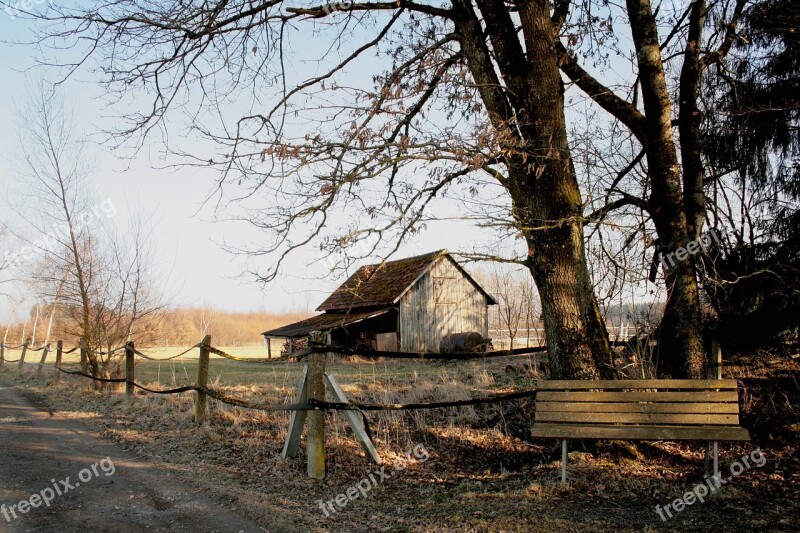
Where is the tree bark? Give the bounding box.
[679,0,707,242]
[452,0,614,379]
[627,0,705,378]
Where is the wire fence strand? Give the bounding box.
[133,344,200,361]
[52,366,537,412]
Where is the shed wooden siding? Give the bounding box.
[399,257,488,352]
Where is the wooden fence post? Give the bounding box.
[306,349,327,479]
[0,342,4,367]
[36,344,50,376]
[19,339,29,369]
[79,338,89,375]
[55,340,63,383]
[195,335,211,425]
[125,341,135,398]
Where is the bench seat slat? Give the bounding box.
[531,424,750,441]
[534,379,739,390]
[538,391,739,403]
[534,411,739,425]
[536,401,740,414]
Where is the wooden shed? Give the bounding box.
[262,250,496,354]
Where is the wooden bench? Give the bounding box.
[531,380,750,482]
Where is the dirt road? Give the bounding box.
[0,382,268,533]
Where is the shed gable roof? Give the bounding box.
[316,249,496,312]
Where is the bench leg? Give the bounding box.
[561,439,568,484]
[713,441,719,478]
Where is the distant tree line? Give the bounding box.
[3,306,309,348]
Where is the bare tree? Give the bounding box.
[15,86,165,383]
[479,265,540,349]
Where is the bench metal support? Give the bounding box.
[713,441,719,478]
[561,439,567,484]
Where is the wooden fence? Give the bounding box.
[1,337,685,480]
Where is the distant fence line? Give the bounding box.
[488,323,636,349]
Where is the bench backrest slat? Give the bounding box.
[538,390,739,403]
[532,379,749,442]
[535,411,738,425]
[536,401,739,414]
[534,379,740,390]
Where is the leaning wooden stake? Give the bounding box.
[125,341,135,398]
[36,344,50,376]
[306,351,327,479]
[324,372,381,464]
[19,339,29,369]
[55,341,63,383]
[195,335,211,425]
[281,365,309,459]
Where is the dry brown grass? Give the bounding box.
[0,353,798,532]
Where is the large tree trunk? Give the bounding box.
[627,0,706,378]
[450,0,614,379]
[524,221,613,379]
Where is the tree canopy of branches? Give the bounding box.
[22,0,797,377]
[26,0,627,378]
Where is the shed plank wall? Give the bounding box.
[399,258,488,352]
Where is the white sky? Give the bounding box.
[0,8,516,324]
